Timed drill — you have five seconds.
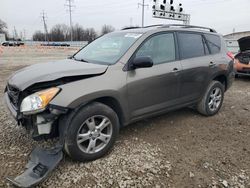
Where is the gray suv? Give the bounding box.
[4,24,234,162]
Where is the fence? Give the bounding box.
[24,41,88,48]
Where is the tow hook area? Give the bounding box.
[6,145,63,188]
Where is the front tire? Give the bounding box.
[197,81,224,116]
[64,102,119,162]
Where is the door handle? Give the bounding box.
[209,62,216,67]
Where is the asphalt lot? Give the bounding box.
[0,46,249,188]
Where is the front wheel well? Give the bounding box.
[213,75,227,91]
[93,97,125,127]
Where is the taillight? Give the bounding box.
[227,52,234,60]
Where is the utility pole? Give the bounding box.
[138,0,148,27]
[65,0,74,41]
[41,10,48,41]
[13,26,18,41]
[23,29,26,41]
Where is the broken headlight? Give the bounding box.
[20,87,60,115]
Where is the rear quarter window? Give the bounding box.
[178,33,206,59]
[204,34,221,54]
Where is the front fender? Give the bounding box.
[49,68,129,121]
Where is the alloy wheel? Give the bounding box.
[76,115,113,154]
[208,87,222,112]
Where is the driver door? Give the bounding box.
[126,32,182,119]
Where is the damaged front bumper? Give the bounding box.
[4,92,18,120]
[4,92,69,187]
[6,146,63,188]
[4,91,68,140]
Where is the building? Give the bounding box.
[224,31,250,54]
[224,31,250,40]
[0,33,6,43]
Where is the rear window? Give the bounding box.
[204,34,221,54]
[178,33,206,59]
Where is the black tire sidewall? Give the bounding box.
[204,82,224,116]
[65,102,119,162]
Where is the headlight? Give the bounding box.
[20,87,60,115]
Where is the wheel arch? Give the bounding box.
[212,74,228,91]
[93,96,126,127]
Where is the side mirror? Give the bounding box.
[132,56,153,69]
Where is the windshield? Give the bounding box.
[73,32,142,65]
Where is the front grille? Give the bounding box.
[7,84,20,109]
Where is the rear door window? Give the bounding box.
[178,33,206,59]
[204,34,221,54]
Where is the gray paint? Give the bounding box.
[8,59,108,90]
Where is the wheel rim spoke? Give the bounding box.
[96,118,110,131]
[98,133,111,143]
[208,100,213,107]
[86,117,96,131]
[86,139,97,153]
[214,88,220,96]
[77,132,90,144]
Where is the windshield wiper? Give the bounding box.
[73,57,88,63]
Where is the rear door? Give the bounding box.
[127,32,182,118]
[177,32,212,102]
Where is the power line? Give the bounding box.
[138,0,149,27]
[65,0,75,41]
[41,10,48,41]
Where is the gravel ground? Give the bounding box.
[0,46,249,188]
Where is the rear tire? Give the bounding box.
[64,102,119,162]
[197,81,224,116]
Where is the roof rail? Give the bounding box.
[122,26,141,30]
[121,24,217,33]
[161,24,217,33]
[122,25,164,30]
[143,24,164,28]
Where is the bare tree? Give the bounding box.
[72,24,85,41]
[0,19,7,33]
[83,28,97,42]
[0,19,9,39]
[101,25,115,35]
[50,24,70,41]
[33,31,45,41]
[72,24,97,42]
[32,23,98,42]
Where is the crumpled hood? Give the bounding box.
[238,36,250,52]
[8,59,108,91]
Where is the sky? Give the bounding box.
[0,0,250,39]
